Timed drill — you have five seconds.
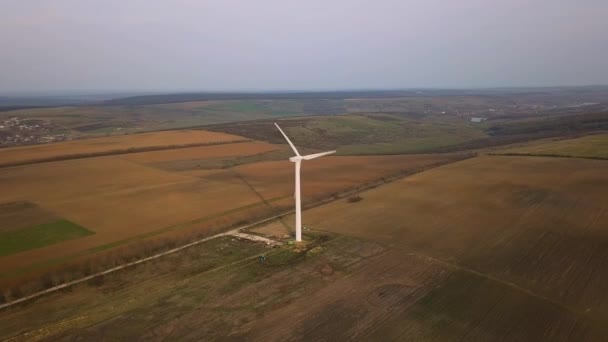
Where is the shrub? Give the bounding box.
[347,195,363,203]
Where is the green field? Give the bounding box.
[5,94,606,154]
[208,114,488,155]
[496,133,608,159]
[3,228,605,340]
[2,100,314,137]
[0,220,94,257]
[290,114,487,155]
[203,100,303,116]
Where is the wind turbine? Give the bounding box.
[275,123,335,242]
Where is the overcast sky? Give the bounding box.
[1,0,607,93]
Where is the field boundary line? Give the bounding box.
[487,152,608,161]
[391,245,594,321]
[0,222,280,311]
[0,154,472,310]
[0,195,292,278]
[0,139,251,169]
[2,242,292,342]
[311,224,594,322]
[231,168,292,231]
[414,252,593,319]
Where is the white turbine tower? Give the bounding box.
[275,123,335,242]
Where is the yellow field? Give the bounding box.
[123,141,277,164]
[233,154,454,201]
[0,131,462,280]
[497,133,608,159]
[0,157,263,274]
[0,129,246,167]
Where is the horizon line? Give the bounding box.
[2,84,608,97]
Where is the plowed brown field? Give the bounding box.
[122,141,277,164]
[295,156,608,319]
[0,129,246,167]
[0,157,263,276]
[0,133,461,282]
[3,233,606,341]
[233,154,455,201]
[3,154,608,340]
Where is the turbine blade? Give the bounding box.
[274,123,300,156]
[302,150,336,160]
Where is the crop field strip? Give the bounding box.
[0,129,248,168]
[0,235,426,340]
[0,201,56,232]
[294,155,608,324]
[5,233,603,341]
[1,222,605,340]
[0,236,276,340]
[1,153,607,340]
[205,114,489,155]
[0,162,277,278]
[0,202,94,257]
[231,156,608,340]
[0,194,294,277]
[0,140,252,169]
[0,132,467,287]
[0,139,281,278]
[0,220,93,257]
[0,153,468,286]
[491,132,608,160]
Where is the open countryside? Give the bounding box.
[2,0,608,339]
[0,129,463,288]
[496,133,608,159]
[2,150,607,340]
[1,92,607,341]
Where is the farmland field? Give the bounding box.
[2,150,608,340]
[0,129,247,167]
[292,156,608,320]
[0,129,463,286]
[122,140,279,171]
[207,114,488,155]
[0,220,93,257]
[3,111,608,340]
[0,201,56,232]
[0,155,258,277]
[232,154,459,202]
[2,225,606,340]
[0,202,94,257]
[495,133,608,159]
[0,98,318,137]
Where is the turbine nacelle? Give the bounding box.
[288,151,336,163]
[275,123,336,163]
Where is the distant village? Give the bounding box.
[0,116,73,147]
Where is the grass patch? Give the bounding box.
[264,248,306,266]
[495,133,608,159]
[208,114,487,155]
[1,196,291,278]
[347,195,363,203]
[0,220,94,257]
